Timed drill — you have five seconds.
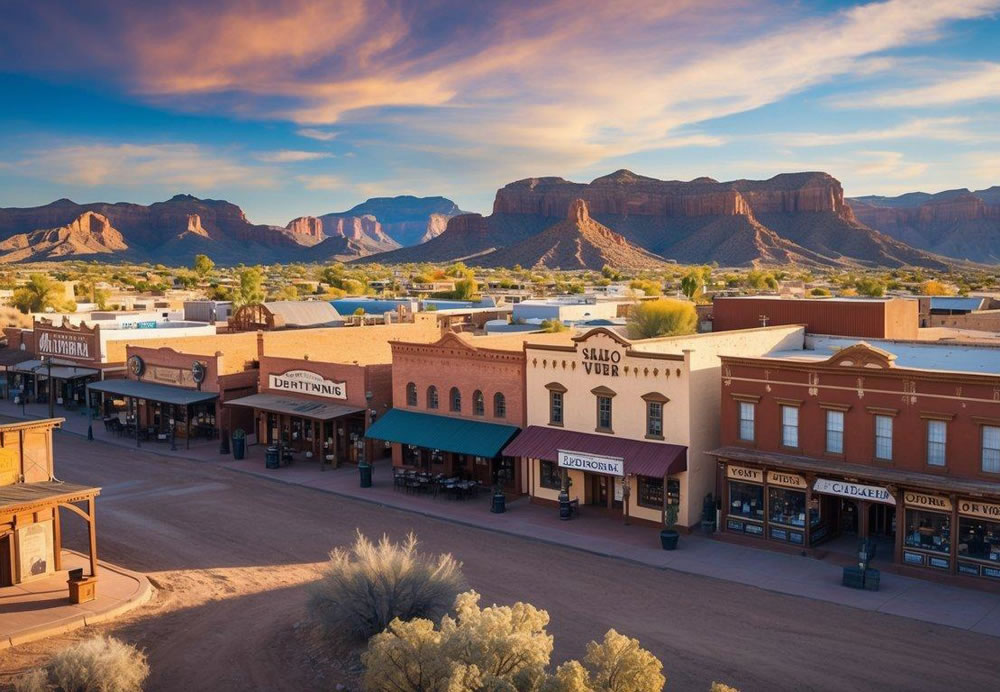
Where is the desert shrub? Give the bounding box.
[309,531,465,640]
[626,299,697,339]
[362,591,664,692]
[710,683,740,692]
[14,636,149,692]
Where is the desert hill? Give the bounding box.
[318,196,467,247]
[364,170,951,269]
[0,212,129,263]
[848,188,1000,262]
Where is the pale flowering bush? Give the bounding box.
[13,636,149,692]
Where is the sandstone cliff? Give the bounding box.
[319,195,467,246]
[849,188,1000,262]
[0,212,130,263]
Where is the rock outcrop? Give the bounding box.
[364,170,950,269]
[848,188,1000,261]
[319,195,467,247]
[285,216,325,241]
[0,212,129,262]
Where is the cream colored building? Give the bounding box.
[509,325,803,528]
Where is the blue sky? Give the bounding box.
[1,0,998,225]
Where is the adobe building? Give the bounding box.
[1,418,99,589]
[709,296,918,339]
[504,326,803,528]
[366,331,576,493]
[712,333,1000,588]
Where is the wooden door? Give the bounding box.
[0,534,12,587]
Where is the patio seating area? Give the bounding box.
[393,469,487,500]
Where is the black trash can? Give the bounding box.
[491,492,506,514]
[265,446,279,469]
[559,499,571,520]
[359,463,372,488]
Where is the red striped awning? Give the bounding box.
[503,426,686,478]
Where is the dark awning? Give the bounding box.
[366,408,520,459]
[503,425,687,478]
[227,393,362,421]
[87,379,218,406]
[11,359,99,379]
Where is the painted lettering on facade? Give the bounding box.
[958,499,1000,521]
[581,347,622,377]
[813,478,896,505]
[727,465,763,483]
[269,370,346,400]
[36,331,93,361]
[904,492,953,512]
[557,449,624,477]
[767,470,807,489]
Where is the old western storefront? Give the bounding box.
[714,340,1000,587]
[8,322,103,411]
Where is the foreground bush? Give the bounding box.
[14,636,149,692]
[362,591,667,691]
[309,531,466,640]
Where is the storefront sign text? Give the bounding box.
[269,370,346,400]
[813,478,896,505]
[581,347,621,376]
[958,499,1000,521]
[905,492,953,512]
[557,450,624,477]
[727,465,763,483]
[767,470,807,489]
[36,330,93,361]
[147,365,197,388]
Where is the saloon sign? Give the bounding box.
[36,330,94,361]
[557,450,624,477]
[269,369,346,400]
[813,478,896,505]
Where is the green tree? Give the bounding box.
[193,254,215,278]
[12,274,64,314]
[453,276,478,301]
[680,266,711,301]
[271,284,298,301]
[231,267,266,309]
[626,299,697,339]
[855,277,885,297]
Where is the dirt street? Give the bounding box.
[2,432,1000,691]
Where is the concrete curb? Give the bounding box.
[1,551,155,650]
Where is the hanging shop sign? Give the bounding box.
[36,329,95,362]
[957,499,1000,521]
[269,369,346,400]
[813,478,896,505]
[904,491,953,512]
[128,355,145,377]
[557,449,624,477]
[727,465,763,483]
[767,470,807,489]
[191,361,207,384]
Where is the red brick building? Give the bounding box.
[710,296,918,339]
[711,333,1000,588]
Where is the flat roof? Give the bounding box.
[764,334,1000,375]
[0,481,100,513]
[88,379,218,406]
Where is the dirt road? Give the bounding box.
[3,432,999,691]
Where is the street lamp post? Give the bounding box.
[45,357,53,419]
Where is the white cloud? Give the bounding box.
[295,174,342,191]
[254,149,332,162]
[849,62,1000,108]
[767,117,987,147]
[21,142,274,188]
[296,128,338,141]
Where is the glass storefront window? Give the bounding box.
[638,476,663,509]
[904,509,951,554]
[729,481,764,520]
[539,460,561,490]
[768,487,819,528]
[958,517,1000,563]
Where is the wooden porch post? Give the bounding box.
[87,496,98,577]
[890,485,903,565]
[804,474,813,548]
[53,506,62,571]
[949,492,959,576]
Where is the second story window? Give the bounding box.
[546,383,566,426]
[825,410,844,454]
[493,392,506,419]
[450,387,461,413]
[739,402,755,442]
[597,396,613,431]
[405,382,417,407]
[646,401,663,438]
[781,405,798,448]
[472,390,485,416]
[874,415,893,461]
[927,420,947,467]
[427,386,439,410]
[983,426,1000,473]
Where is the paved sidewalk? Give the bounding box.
[222,453,1000,637]
[0,550,153,649]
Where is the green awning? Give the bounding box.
[366,408,520,459]
[87,379,218,406]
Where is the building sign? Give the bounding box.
[557,449,624,477]
[958,499,1000,521]
[813,478,896,505]
[147,365,197,388]
[905,492,953,512]
[767,470,807,489]
[581,347,622,376]
[269,370,346,400]
[36,329,95,362]
[16,521,54,581]
[727,465,763,483]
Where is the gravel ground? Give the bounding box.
[2,433,1000,691]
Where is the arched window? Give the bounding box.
[427,386,439,409]
[493,392,506,419]
[450,387,461,412]
[472,390,485,416]
[406,382,417,407]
